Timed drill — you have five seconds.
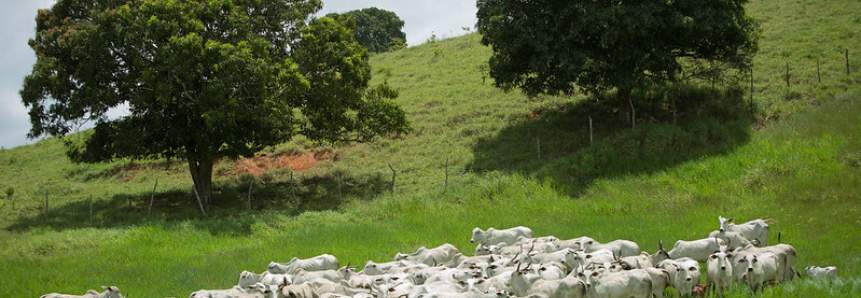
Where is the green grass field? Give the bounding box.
[2,0,861,297]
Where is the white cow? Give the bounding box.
[666,238,726,262]
[402,281,464,298]
[619,252,654,270]
[706,251,733,297]
[470,226,533,246]
[581,239,640,258]
[643,268,670,298]
[522,247,573,265]
[731,243,797,282]
[41,286,125,298]
[359,260,421,275]
[509,264,587,298]
[717,216,773,246]
[277,281,317,298]
[313,280,374,297]
[291,268,349,285]
[553,237,595,250]
[739,253,780,293]
[563,249,616,272]
[805,266,837,280]
[191,283,274,298]
[656,258,700,297]
[707,230,758,250]
[239,270,294,287]
[578,268,652,298]
[394,243,461,266]
[269,254,340,274]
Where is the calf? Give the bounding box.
[470,226,533,246]
[706,250,733,297]
[690,284,712,298]
[739,253,780,293]
[269,254,340,274]
[41,286,125,298]
[805,266,837,280]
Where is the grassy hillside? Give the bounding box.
[2,0,861,297]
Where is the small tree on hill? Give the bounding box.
[476,0,760,116]
[340,7,407,53]
[20,0,410,212]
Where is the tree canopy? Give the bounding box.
[476,0,760,99]
[340,7,407,53]
[21,0,410,210]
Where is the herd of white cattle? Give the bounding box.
[41,216,839,298]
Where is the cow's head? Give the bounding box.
[101,286,123,298]
[719,216,734,232]
[471,227,484,243]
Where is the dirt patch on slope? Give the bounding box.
[232,150,333,176]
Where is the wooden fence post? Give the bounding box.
[750,67,755,108]
[43,190,49,227]
[148,179,158,216]
[89,195,94,227]
[388,163,396,194]
[589,115,594,145]
[247,179,253,211]
[817,57,822,83]
[336,171,343,204]
[629,97,636,130]
[445,157,449,190]
[291,171,298,209]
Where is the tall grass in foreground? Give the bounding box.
[2,93,860,297]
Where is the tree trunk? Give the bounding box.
[188,156,214,214]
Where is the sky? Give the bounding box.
[0,0,478,149]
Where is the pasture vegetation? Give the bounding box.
[1,0,861,297]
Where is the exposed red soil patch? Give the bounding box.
[233,150,333,176]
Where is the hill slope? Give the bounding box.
[1,0,861,297]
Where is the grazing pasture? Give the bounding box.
[2,0,861,297]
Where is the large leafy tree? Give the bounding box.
[21,0,410,210]
[340,7,407,53]
[476,0,760,106]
